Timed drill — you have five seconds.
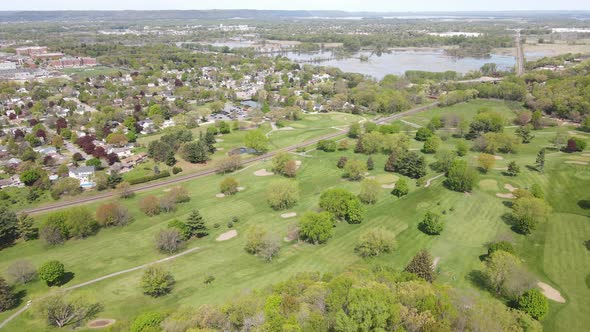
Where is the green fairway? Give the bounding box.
[1,101,589,331]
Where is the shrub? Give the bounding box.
[117,182,135,199]
[155,229,185,254]
[422,135,441,153]
[319,188,365,224]
[299,212,334,244]
[95,202,132,227]
[38,260,65,286]
[455,140,469,156]
[337,156,348,169]
[167,220,191,240]
[366,157,374,170]
[216,155,242,174]
[419,212,444,235]
[166,186,190,203]
[131,312,166,332]
[355,228,395,257]
[140,266,175,297]
[512,197,551,234]
[506,161,520,176]
[283,160,298,178]
[219,177,239,195]
[159,194,177,213]
[6,260,37,284]
[485,251,535,299]
[139,195,161,216]
[266,180,299,210]
[488,241,516,256]
[244,227,281,262]
[563,137,587,152]
[518,289,549,320]
[127,170,170,185]
[415,127,433,141]
[478,153,496,173]
[172,166,183,174]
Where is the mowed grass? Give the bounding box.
[1,101,589,331]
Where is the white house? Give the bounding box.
[68,166,95,186]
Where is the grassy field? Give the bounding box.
[1,101,588,331]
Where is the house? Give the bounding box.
[68,166,95,186]
[0,175,23,189]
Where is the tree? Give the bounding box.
[359,179,381,204]
[244,227,280,262]
[36,292,102,328]
[404,250,435,282]
[165,150,176,166]
[530,184,544,199]
[166,186,190,204]
[478,153,496,173]
[0,277,15,312]
[419,212,444,235]
[455,140,469,156]
[337,156,348,169]
[19,168,42,186]
[139,196,160,216]
[422,135,441,154]
[0,207,18,249]
[159,194,176,213]
[117,182,134,199]
[387,151,426,179]
[433,150,456,173]
[535,149,545,173]
[343,159,367,181]
[415,127,433,141]
[564,137,587,152]
[512,197,551,234]
[515,125,534,143]
[355,228,395,257]
[131,312,166,332]
[531,110,543,130]
[299,212,334,244]
[65,207,97,239]
[366,157,374,170]
[319,188,364,224]
[95,202,132,227]
[485,251,534,299]
[216,155,242,174]
[182,140,210,163]
[51,177,82,199]
[155,229,185,254]
[266,180,299,210]
[39,260,66,286]
[348,123,361,138]
[105,133,128,146]
[317,140,337,152]
[271,152,293,175]
[6,259,37,284]
[506,161,520,176]
[518,289,549,320]
[244,130,269,153]
[220,177,239,195]
[140,266,175,297]
[283,160,298,178]
[186,210,209,238]
[392,178,409,197]
[445,159,478,192]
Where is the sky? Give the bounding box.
[0,0,588,12]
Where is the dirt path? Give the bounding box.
[0,246,202,329]
[425,174,444,188]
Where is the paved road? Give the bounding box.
[21,102,439,216]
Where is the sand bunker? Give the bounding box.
[215,138,224,143]
[216,230,237,241]
[565,161,589,165]
[88,319,116,329]
[496,193,516,199]
[295,160,302,170]
[217,147,225,151]
[281,212,297,219]
[537,282,566,303]
[254,169,274,176]
[163,188,171,192]
[432,257,441,269]
[504,184,518,192]
[493,167,508,171]
[215,193,225,198]
[382,183,396,189]
[237,186,246,192]
[582,154,590,157]
[494,155,504,160]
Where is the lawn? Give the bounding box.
[1,101,588,331]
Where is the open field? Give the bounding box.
[1,100,588,331]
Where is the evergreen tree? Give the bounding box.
[506,161,520,177]
[165,150,176,167]
[204,131,217,153]
[17,214,38,241]
[516,125,535,143]
[0,277,15,312]
[384,151,398,172]
[354,136,364,153]
[535,149,545,173]
[186,210,209,238]
[404,250,435,282]
[366,157,374,170]
[183,141,210,164]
